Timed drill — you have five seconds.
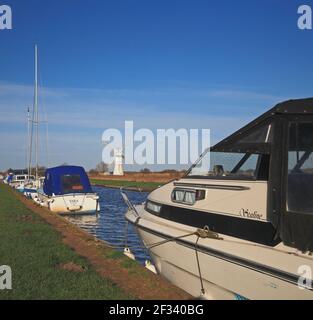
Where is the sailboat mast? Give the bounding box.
[35,45,39,181]
[27,106,30,177]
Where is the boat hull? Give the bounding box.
[126,206,313,300]
[37,192,100,214]
[16,186,25,193]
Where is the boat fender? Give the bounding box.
[123,247,136,260]
[145,260,157,274]
[198,291,208,300]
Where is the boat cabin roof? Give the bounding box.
[212,98,313,154]
[43,165,93,196]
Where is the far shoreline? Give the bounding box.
[89,171,184,192]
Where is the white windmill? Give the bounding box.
[113,148,124,176]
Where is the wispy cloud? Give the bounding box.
[0,82,69,98]
[206,89,285,101]
[0,81,286,170]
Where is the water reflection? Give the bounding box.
[65,186,150,264]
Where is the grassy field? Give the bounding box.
[91,179,163,190]
[0,184,131,300]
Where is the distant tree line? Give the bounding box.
[89,162,109,174]
[140,169,186,173]
[5,166,47,176]
[5,163,186,176]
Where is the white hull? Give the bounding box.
[9,175,36,190]
[123,99,313,300]
[36,192,99,214]
[126,206,313,300]
[9,181,24,189]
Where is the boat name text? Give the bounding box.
[239,209,262,220]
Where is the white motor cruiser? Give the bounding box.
[24,177,45,197]
[125,98,313,300]
[35,165,100,215]
[10,174,35,192]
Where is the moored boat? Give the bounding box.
[125,98,313,300]
[10,174,35,192]
[36,165,100,214]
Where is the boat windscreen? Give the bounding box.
[212,122,273,154]
[16,175,26,181]
[61,174,85,194]
[186,151,267,180]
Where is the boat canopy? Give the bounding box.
[212,98,313,154]
[213,98,313,252]
[43,166,93,196]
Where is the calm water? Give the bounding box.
[65,186,150,263]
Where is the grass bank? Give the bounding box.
[0,184,191,300]
[91,179,163,191]
[0,184,131,300]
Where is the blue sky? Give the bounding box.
[1,0,313,171]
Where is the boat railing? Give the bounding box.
[120,188,140,217]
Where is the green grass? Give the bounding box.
[103,250,124,260]
[91,179,163,190]
[0,184,132,300]
[102,250,150,280]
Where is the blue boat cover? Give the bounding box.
[43,166,93,196]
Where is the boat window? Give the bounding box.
[146,201,162,214]
[172,189,196,205]
[187,151,262,180]
[172,188,206,205]
[287,122,313,214]
[237,123,273,144]
[61,174,84,194]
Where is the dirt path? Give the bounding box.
[10,187,191,300]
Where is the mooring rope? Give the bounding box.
[61,195,67,209]
[111,223,222,296]
[147,231,197,249]
[195,235,205,295]
[119,189,223,296]
[124,220,129,248]
[111,230,200,251]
